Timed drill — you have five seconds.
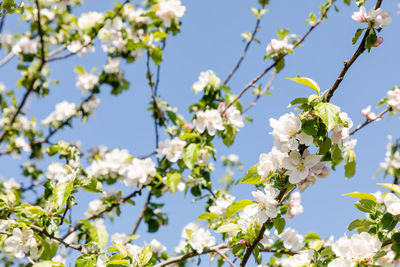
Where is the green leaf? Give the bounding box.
[352,28,364,45]
[274,217,285,234]
[238,164,269,184]
[74,66,85,74]
[226,200,255,218]
[354,199,379,214]
[215,223,240,233]
[222,125,236,147]
[381,213,398,231]
[274,58,285,73]
[391,233,400,254]
[365,29,377,51]
[378,183,400,195]
[348,219,371,231]
[75,255,96,267]
[151,47,163,65]
[345,150,356,178]
[80,177,103,193]
[305,232,321,242]
[286,77,320,95]
[288,97,308,107]
[314,103,341,131]
[33,261,63,267]
[90,226,109,250]
[197,212,220,221]
[106,260,130,267]
[301,120,318,137]
[343,192,377,203]
[139,246,152,265]
[54,182,74,208]
[40,240,58,260]
[183,143,199,170]
[166,173,181,193]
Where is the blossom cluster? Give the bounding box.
[85,148,156,187]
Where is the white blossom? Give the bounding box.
[12,37,38,55]
[45,162,74,184]
[352,7,392,27]
[279,228,304,252]
[82,96,101,115]
[4,228,37,258]
[388,88,400,114]
[329,232,381,266]
[42,101,77,125]
[281,249,313,267]
[384,193,400,216]
[104,57,121,74]
[331,112,353,145]
[156,137,186,162]
[76,73,99,94]
[361,105,377,120]
[192,70,220,93]
[209,193,235,217]
[286,192,303,219]
[148,239,166,254]
[282,150,320,184]
[188,227,216,253]
[269,113,302,152]
[380,135,400,170]
[257,147,285,179]
[156,0,186,27]
[78,12,104,31]
[3,178,21,191]
[266,38,294,56]
[111,233,128,245]
[245,184,278,223]
[121,158,156,187]
[222,105,244,129]
[193,109,224,136]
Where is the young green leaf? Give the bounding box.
[226,200,255,218]
[286,77,320,95]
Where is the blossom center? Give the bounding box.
[296,163,306,172]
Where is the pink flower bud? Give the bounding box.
[352,7,368,23]
[372,36,384,47]
[239,239,247,244]
[183,124,193,130]
[361,105,371,118]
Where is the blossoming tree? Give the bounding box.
[0,0,399,266]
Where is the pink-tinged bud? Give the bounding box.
[285,213,294,220]
[361,105,371,118]
[372,36,384,47]
[317,167,330,178]
[352,7,368,23]
[183,124,193,130]
[239,239,247,244]
[218,102,225,108]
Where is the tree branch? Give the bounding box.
[223,0,335,114]
[153,244,228,267]
[131,191,152,235]
[223,3,266,86]
[242,71,276,113]
[349,108,388,136]
[325,0,384,102]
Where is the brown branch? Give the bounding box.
[0,2,47,144]
[153,243,228,267]
[131,192,152,235]
[29,224,83,252]
[261,248,297,256]
[242,71,276,113]
[214,249,237,267]
[62,187,142,240]
[325,0,383,102]
[223,0,334,114]
[349,108,388,136]
[0,52,14,68]
[223,3,266,86]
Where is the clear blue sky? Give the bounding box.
[1,0,399,265]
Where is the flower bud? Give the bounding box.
[372,36,384,47]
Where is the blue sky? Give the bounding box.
[1,0,399,265]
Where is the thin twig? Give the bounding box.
[223,0,335,114]
[223,3,266,86]
[29,224,83,252]
[0,14,6,33]
[242,72,276,113]
[325,0,383,101]
[131,192,152,235]
[153,244,228,267]
[214,249,236,267]
[0,2,47,144]
[349,108,388,136]
[261,248,297,255]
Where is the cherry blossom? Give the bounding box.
[193,109,225,136]
[4,228,37,258]
[282,150,320,184]
[156,137,186,162]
